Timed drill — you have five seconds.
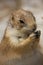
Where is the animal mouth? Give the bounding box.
[18,30,36,39]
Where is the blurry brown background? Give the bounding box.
[0,0,43,9]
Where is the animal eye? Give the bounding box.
[12,16,14,20]
[19,20,25,24]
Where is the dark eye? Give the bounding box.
[19,20,25,24]
[12,16,14,20]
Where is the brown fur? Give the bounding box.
[0,9,41,64]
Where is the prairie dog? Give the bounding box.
[6,9,37,43]
[0,9,41,64]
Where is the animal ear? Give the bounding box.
[11,13,14,21]
[9,13,15,27]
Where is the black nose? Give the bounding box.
[34,30,41,38]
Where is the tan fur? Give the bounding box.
[0,9,41,64]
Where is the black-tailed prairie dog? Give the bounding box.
[0,9,43,65]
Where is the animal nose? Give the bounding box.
[34,30,41,38]
[33,24,37,31]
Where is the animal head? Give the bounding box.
[10,9,37,38]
